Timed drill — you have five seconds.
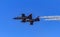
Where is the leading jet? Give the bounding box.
[13,13,32,22]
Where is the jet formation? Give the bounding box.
[13,13,40,25]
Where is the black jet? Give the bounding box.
[26,16,40,25]
[13,13,32,22]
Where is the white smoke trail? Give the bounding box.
[40,16,60,21]
[40,16,60,18]
[45,18,60,20]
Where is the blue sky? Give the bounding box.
[0,0,60,37]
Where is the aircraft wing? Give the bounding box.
[30,21,33,25]
[22,13,25,17]
[21,18,26,22]
[26,19,33,25]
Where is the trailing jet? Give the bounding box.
[13,13,32,22]
[26,16,40,25]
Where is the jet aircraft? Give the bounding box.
[13,13,32,22]
[13,13,40,25]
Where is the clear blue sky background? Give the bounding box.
[0,0,60,37]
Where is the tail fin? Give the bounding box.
[27,14,32,19]
[35,16,40,21]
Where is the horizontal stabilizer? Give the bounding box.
[35,16,40,21]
